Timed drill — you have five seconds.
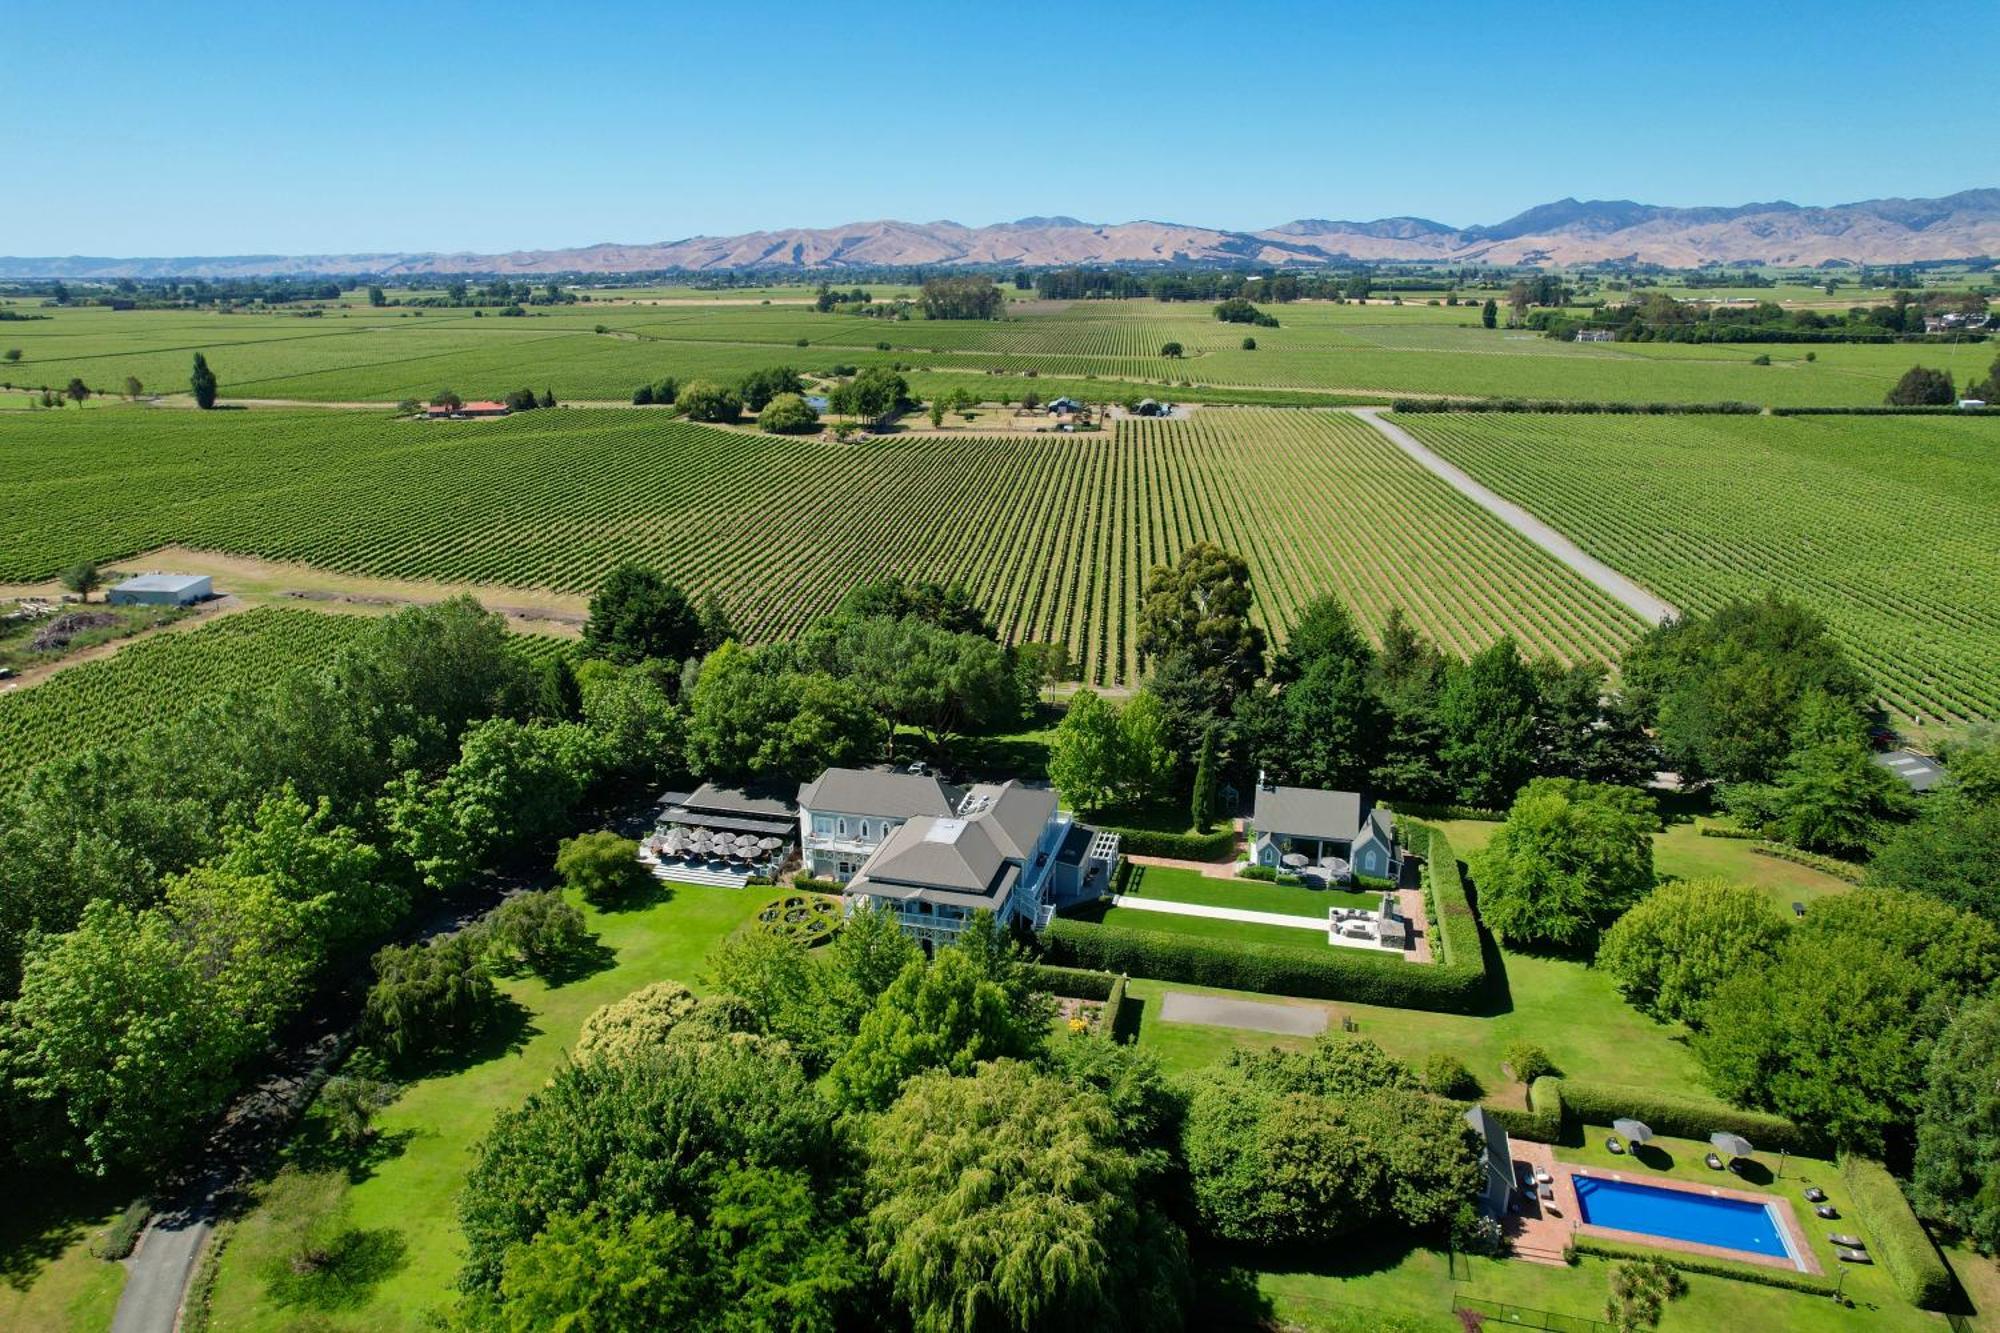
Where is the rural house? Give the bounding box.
[1249,778,1400,883]
[796,766,962,883]
[841,779,1119,952]
[425,400,511,418]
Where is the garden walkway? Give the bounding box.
[1349,407,1677,626]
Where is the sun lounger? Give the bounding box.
[1816,1204,1839,1219]
[1534,1169,1553,1185]
[1828,1234,1864,1249]
[1607,1138,1625,1155]
[1804,1187,1827,1203]
[1704,1153,1724,1170]
[1836,1247,1871,1264]
[1538,1184,1554,1201]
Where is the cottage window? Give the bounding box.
[837,817,848,837]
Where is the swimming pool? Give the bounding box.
[1572,1175,1802,1268]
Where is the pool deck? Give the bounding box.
[1562,1165,1822,1274]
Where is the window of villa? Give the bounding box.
[837,818,848,836]
[860,821,872,840]
[813,815,834,835]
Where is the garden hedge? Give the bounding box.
[1407,821,1482,974]
[1103,825,1236,860]
[1751,843,1865,884]
[1097,972,1128,1038]
[792,874,844,893]
[1025,963,1118,1001]
[1839,1155,1953,1310]
[1696,824,1762,840]
[1487,1076,1565,1144]
[1559,1081,1826,1156]
[1383,800,1506,822]
[90,1199,152,1261]
[1570,1237,1837,1296]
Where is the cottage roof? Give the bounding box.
[797,768,961,819]
[1252,784,1364,839]
[1874,749,1945,794]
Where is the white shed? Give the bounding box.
[108,574,212,606]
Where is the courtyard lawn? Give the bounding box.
[1124,937,1715,1108]
[1093,902,1330,949]
[201,880,767,1332]
[1123,862,1379,915]
[1432,815,1854,915]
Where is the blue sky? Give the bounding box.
[7,0,1995,255]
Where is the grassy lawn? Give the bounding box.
[1432,816,1854,916]
[202,880,767,1332]
[1124,863,1378,915]
[1095,902,1329,949]
[0,1173,131,1333]
[1207,1231,1948,1332]
[1125,937,1714,1111]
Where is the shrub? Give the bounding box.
[1422,1052,1480,1100]
[555,831,649,907]
[1503,1041,1559,1083]
[1241,336,1257,350]
[574,981,700,1066]
[792,874,843,893]
[488,890,594,976]
[1840,1155,1953,1309]
[1098,972,1127,1038]
[1042,917,1487,1013]
[758,393,819,434]
[1238,864,1278,881]
[1885,365,1954,407]
[92,1199,152,1260]
[1751,353,1771,365]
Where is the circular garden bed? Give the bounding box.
[753,893,843,947]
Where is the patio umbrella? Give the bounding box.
[758,837,783,852]
[1710,1131,1755,1159]
[1613,1119,1654,1145]
[1281,852,1310,869]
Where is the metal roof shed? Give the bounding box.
[108,574,212,606]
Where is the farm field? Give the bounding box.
[3,297,1993,407]
[0,406,1643,685]
[1398,411,2000,724]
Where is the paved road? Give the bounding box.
[1350,407,1678,626]
[1159,991,1330,1036]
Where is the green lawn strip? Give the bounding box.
[1230,1233,1932,1332]
[1124,863,1378,916]
[203,882,766,1331]
[1941,1243,2000,1330]
[1095,903,1327,949]
[1123,938,1711,1108]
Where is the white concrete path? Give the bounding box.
[1349,406,1678,626]
[1110,894,1393,951]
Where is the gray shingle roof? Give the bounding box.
[1252,784,1364,839]
[849,780,1055,906]
[796,768,961,819]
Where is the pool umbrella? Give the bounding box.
[758,837,783,851]
[1613,1119,1654,1146]
[1710,1131,1755,1160]
[1281,852,1310,869]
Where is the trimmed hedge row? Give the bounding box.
[1041,916,1489,1012]
[1097,972,1128,1038]
[91,1199,152,1261]
[1570,1236,1836,1296]
[1026,962,1119,1001]
[1751,843,1865,884]
[1103,825,1237,860]
[1391,398,1760,415]
[1561,1080,1826,1155]
[1840,1155,1953,1310]
[1772,405,1995,416]
[1697,824,1762,840]
[1383,800,1506,822]
[1407,821,1481,973]
[1487,1076,1565,1144]
[792,873,844,893]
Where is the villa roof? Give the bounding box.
[796,767,962,819]
[848,780,1055,908]
[655,783,797,838]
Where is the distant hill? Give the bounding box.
[4,191,1996,278]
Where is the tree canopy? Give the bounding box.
[1136,542,1266,698]
[1597,879,1787,1026]
[582,563,704,667]
[1472,779,1657,949]
[1912,994,2000,1255]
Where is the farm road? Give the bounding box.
[1349,407,1677,626]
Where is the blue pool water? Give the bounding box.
[1572,1175,1796,1265]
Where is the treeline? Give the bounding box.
[917,276,1003,320]
[1539,290,1994,343]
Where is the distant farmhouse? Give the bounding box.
[425,400,511,419]
[108,573,212,606]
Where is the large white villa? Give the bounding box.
[801,767,1119,952]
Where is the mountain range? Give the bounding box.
[5,191,1996,278]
